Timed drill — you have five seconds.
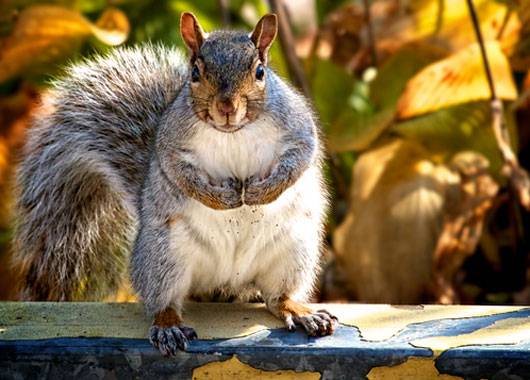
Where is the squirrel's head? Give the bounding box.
[180,12,277,132]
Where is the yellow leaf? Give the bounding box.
[371,0,520,64]
[0,5,129,82]
[397,41,517,119]
[412,0,520,51]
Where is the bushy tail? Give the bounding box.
[12,44,187,300]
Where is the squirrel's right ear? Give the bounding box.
[180,12,206,60]
[250,14,278,65]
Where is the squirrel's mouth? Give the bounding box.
[205,112,247,133]
[211,123,246,133]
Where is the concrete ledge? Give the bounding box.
[1,302,530,379]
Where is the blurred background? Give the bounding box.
[1,0,530,306]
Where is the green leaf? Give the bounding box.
[393,101,518,177]
[326,43,448,152]
[312,59,356,129]
[371,42,449,110]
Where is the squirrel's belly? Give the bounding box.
[183,203,285,293]
[180,166,325,294]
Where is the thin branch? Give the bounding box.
[466,0,530,210]
[466,0,496,98]
[362,0,377,66]
[510,86,530,111]
[434,0,445,35]
[496,6,512,41]
[218,0,230,27]
[267,0,311,98]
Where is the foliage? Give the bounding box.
[1,0,530,304]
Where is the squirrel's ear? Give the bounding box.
[250,14,278,64]
[180,12,206,60]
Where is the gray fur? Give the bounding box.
[14,44,187,300]
[13,30,327,331]
[199,31,257,98]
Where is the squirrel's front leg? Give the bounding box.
[244,161,302,205]
[244,136,315,206]
[266,295,338,337]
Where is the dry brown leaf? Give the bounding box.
[0,5,129,82]
[333,138,456,303]
[510,0,530,70]
[397,41,517,119]
[432,152,499,304]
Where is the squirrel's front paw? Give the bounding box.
[243,176,283,205]
[149,324,197,356]
[210,177,243,210]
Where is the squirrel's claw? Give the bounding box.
[286,309,338,337]
[179,325,198,340]
[149,325,197,356]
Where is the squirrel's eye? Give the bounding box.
[255,64,265,81]
[191,65,200,82]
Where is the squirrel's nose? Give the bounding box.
[216,99,235,116]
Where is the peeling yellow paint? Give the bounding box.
[0,302,284,340]
[367,357,462,380]
[184,303,283,339]
[192,356,320,380]
[1,302,528,342]
[333,305,525,341]
[411,316,530,355]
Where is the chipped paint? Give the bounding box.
[367,357,463,379]
[2,302,530,379]
[0,302,283,340]
[411,316,530,354]
[185,303,283,339]
[1,302,528,342]
[334,304,526,341]
[192,356,320,379]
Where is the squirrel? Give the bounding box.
[13,12,337,355]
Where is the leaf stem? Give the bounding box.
[362,0,377,66]
[466,0,496,100]
[466,0,530,210]
[218,0,231,26]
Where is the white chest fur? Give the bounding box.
[186,117,283,180]
[176,167,323,296]
[175,118,323,297]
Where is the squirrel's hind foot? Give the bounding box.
[271,296,339,337]
[287,309,338,337]
[149,324,197,356]
[149,307,197,356]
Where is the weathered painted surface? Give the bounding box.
[1,302,530,379]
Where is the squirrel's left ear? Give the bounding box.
[250,14,278,65]
[180,12,206,61]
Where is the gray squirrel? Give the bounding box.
[13,12,337,355]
